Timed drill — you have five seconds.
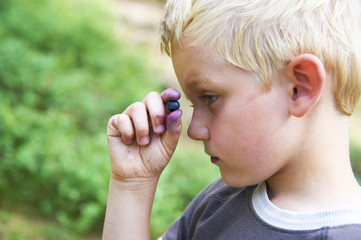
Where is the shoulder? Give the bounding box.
[327,224,361,239]
[160,179,257,240]
[252,182,361,239]
[161,181,361,240]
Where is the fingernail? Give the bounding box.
[156,124,165,133]
[139,137,149,145]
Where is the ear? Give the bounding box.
[286,54,326,117]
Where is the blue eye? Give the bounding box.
[199,95,218,105]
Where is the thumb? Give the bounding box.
[161,110,182,155]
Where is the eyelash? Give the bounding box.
[199,95,219,105]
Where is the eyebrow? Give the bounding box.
[185,77,214,88]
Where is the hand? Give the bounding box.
[106,88,182,184]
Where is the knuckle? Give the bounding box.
[147,91,160,98]
[129,102,145,113]
[114,114,127,123]
[108,114,131,131]
[108,114,120,126]
[108,116,115,126]
[144,91,161,104]
[132,101,144,108]
[117,113,129,120]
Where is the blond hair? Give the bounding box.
[160,0,361,115]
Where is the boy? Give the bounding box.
[102,0,361,239]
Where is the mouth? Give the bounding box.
[210,156,220,164]
[205,150,220,164]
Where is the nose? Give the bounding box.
[187,110,210,141]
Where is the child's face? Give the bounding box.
[172,41,296,187]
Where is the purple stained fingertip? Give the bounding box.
[164,89,181,102]
[166,109,182,133]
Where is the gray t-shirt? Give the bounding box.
[160,179,361,239]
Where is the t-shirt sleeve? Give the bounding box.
[160,178,226,240]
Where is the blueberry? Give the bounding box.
[167,101,180,112]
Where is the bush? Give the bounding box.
[0,0,163,234]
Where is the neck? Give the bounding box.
[266,112,361,212]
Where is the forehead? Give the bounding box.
[171,41,229,85]
[170,41,264,102]
[171,41,216,69]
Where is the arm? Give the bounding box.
[102,89,182,240]
[102,176,159,239]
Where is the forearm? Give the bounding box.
[102,176,159,240]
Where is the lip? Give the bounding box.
[210,156,220,164]
[205,150,220,164]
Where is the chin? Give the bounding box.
[221,173,260,188]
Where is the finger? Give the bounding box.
[161,109,182,157]
[124,102,150,146]
[107,114,135,144]
[107,115,121,137]
[143,91,166,134]
[161,88,181,102]
[117,114,135,144]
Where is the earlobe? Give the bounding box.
[286,54,326,117]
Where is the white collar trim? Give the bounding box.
[252,182,361,230]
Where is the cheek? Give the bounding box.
[210,108,262,155]
[211,97,284,158]
[215,101,268,136]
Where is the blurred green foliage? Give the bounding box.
[0,0,219,237]
[152,140,219,238]
[0,0,162,235]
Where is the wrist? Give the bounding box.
[103,175,158,240]
[109,173,160,193]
